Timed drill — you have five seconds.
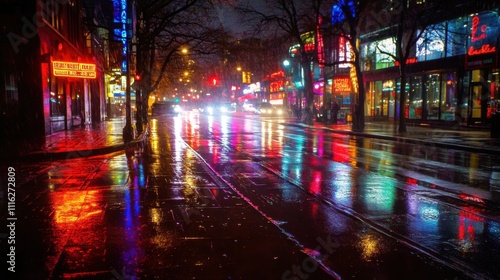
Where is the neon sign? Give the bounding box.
[394,58,418,66]
[471,16,487,42]
[468,14,497,56]
[52,61,96,79]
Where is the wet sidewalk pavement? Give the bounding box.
[304,120,500,155]
[5,118,147,161]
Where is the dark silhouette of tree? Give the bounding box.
[236,0,335,125]
[134,0,231,127]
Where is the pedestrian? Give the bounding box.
[313,104,319,122]
[320,105,327,123]
[331,101,340,124]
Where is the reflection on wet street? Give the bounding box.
[1,111,499,279]
[182,112,500,279]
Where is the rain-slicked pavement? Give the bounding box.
[1,113,500,279]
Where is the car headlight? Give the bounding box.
[277,109,283,114]
[220,107,228,113]
[174,105,182,112]
[207,107,214,114]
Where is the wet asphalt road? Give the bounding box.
[1,111,500,279]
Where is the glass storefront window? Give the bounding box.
[441,73,457,121]
[361,38,396,71]
[446,17,468,57]
[375,38,396,69]
[409,76,423,119]
[426,74,441,120]
[416,23,445,61]
[374,81,383,116]
[366,81,375,116]
[50,81,65,117]
[490,70,500,117]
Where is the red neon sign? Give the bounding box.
[468,15,497,56]
[52,61,96,79]
[471,16,487,42]
[468,44,496,56]
[394,58,418,66]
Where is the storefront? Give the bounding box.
[361,10,499,127]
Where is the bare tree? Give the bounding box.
[236,0,335,125]
[328,0,373,131]
[134,0,230,128]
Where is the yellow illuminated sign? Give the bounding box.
[52,61,97,79]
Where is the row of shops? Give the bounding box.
[257,9,499,127]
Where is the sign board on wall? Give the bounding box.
[52,61,97,79]
[333,77,352,93]
[465,11,498,69]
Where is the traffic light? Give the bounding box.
[207,75,220,87]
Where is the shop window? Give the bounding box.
[409,76,423,119]
[426,74,441,120]
[362,38,396,71]
[50,82,65,117]
[70,85,83,119]
[441,73,457,121]
[374,81,383,116]
[490,70,500,117]
[416,23,446,61]
[446,17,468,57]
[366,82,375,116]
[375,38,396,69]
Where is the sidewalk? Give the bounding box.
[305,120,500,156]
[2,118,147,161]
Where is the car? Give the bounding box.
[242,103,256,113]
[255,103,285,116]
[151,101,182,116]
[205,102,236,115]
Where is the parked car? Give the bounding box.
[151,101,182,116]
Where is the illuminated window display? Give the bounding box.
[409,76,423,119]
[361,38,396,70]
[441,73,457,121]
[416,24,445,61]
[426,74,441,120]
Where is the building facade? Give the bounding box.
[359,2,499,127]
[0,0,107,151]
[0,0,134,154]
[314,1,500,127]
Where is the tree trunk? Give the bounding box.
[352,49,365,132]
[398,64,407,132]
[302,58,315,125]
